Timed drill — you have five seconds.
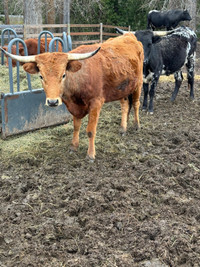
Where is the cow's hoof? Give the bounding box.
[69,145,78,153]
[86,155,95,163]
[142,108,147,112]
[119,127,126,136]
[133,124,140,131]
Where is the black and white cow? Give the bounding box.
[147,9,191,31]
[116,26,197,114]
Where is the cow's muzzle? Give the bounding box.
[46,97,62,107]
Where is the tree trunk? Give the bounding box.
[24,0,43,37]
[3,0,10,24]
[46,0,55,24]
[63,0,70,33]
[185,0,197,30]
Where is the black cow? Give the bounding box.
[147,9,191,31]
[116,26,197,114]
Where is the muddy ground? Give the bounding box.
[0,46,200,267]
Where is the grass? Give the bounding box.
[0,101,125,167]
[0,62,200,165]
[0,65,41,94]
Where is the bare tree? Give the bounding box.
[46,0,55,24]
[63,0,71,32]
[24,0,43,35]
[71,0,103,23]
[63,0,70,24]
[185,0,197,30]
[3,0,10,24]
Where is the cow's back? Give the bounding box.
[71,33,143,76]
[148,10,167,28]
[69,33,144,102]
[24,38,62,55]
[39,38,63,53]
[155,27,197,74]
[104,34,144,87]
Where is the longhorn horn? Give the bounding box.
[0,46,101,63]
[153,30,173,36]
[116,27,135,35]
[116,27,128,34]
[0,47,36,62]
[67,47,101,61]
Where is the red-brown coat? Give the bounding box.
[3,38,63,67]
[3,33,144,160]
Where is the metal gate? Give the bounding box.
[0,30,72,138]
[1,28,18,65]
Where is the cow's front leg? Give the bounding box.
[171,71,183,102]
[119,97,129,135]
[142,82,149,111]
[148,76,159,114]
[71,116,81,151]
[86,99,104,160]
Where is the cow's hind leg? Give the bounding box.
[171,70,183,102]
[186,54,195,100]
[71,116,82,151]
[132,88,141,130]
[86,98,104,160]
[119,97,129,135]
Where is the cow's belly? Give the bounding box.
[103,79,139,102]
[162,61,185,75]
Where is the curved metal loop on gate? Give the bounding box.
[67,35,72,51]
[1,28,18,65]
[7,38,32,93]
[37,30,54,54]
[62,32,68,52]
[49,37,64,52]
[62,32,72,52]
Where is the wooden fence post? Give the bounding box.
[24,25,27,39]
[100,23,103,43]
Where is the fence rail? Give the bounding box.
[1,23,130,47]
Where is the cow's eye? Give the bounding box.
[62,73,66,79]
[39,75,43,80]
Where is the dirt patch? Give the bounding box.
[0,45,200,267]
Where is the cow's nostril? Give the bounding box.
[47,99,59,107]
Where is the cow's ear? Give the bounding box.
[66,61,82,72]
[23,63,39,74]
[19,47,24,56]
[2,46,8,51]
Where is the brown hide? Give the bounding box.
[3,38,63,67]
[22,33,144,159]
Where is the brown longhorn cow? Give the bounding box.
[3,38,63,67]
[1,33,144,160]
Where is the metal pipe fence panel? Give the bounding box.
[0,30,72,138]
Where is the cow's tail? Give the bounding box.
[128,94,133,115]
